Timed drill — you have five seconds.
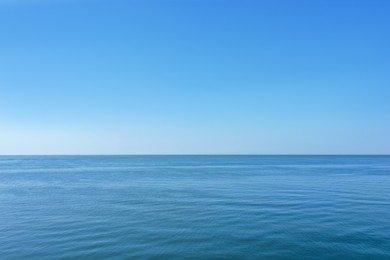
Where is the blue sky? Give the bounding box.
[0,0,389,154]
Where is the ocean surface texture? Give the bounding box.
[0,155,389,259]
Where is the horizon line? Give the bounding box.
[0,154,389,156]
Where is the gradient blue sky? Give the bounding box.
[0,0,389,154]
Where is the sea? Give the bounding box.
[0,155,389,259]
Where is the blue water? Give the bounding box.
[0,155,389,259]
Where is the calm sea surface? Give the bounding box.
[0,155,389,259]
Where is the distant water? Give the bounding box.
[1,155,390,259]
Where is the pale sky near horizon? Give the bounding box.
[0,0,389,154]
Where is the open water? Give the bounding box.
[0,155,389,259]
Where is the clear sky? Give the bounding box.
[0,0,389,154]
